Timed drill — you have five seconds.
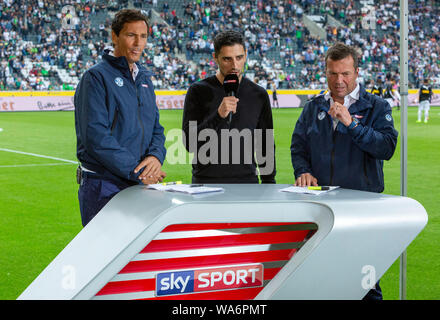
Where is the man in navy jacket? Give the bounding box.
[74,9,166,227]
[291,43,398,299]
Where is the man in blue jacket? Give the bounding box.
[74,9,167,227]
[291,43,398,299]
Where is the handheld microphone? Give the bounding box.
[223,73,239,124]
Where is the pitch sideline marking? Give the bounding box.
[0,148,77,164]
[0,163,75,168]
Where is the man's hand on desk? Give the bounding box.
[135,156,166,184]
[295,173,318,187]
[140,170,167,185]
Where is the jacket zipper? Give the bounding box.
[328,113,336,185]
[330,131,336,185]
[132,76,145,158]
[136,87,145,157]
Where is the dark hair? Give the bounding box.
[111,9,149,37]
[325,42,359,70]
[213,30,246,57]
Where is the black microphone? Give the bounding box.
[223,74,239,124]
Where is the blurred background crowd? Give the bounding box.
[0,0,438,91]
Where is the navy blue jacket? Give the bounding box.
[291,85,398,193]
[74,53,166,185]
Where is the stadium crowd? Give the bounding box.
[0,0,439,91]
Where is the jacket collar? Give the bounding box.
[102,50,149,78]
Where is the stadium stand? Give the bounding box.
[0,0,439,91]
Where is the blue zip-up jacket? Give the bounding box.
[74,52,166,185]
[291,85,398,193]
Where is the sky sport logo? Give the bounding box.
[155,264,263,297]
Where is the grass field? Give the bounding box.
[0,107,439,300]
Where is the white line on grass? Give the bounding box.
[0,148,77,164]
[0,163,75,168]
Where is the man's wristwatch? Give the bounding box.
[347,117,360,130]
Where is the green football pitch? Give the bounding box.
[0,107,439,300]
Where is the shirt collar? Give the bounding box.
[108,49,138,81]
[324,83,360,105]
[349,83,360,100]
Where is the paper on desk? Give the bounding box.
[147,184,224,195]
[279,186,339,195]
[146,184,175,191]
[170,184,224,195]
